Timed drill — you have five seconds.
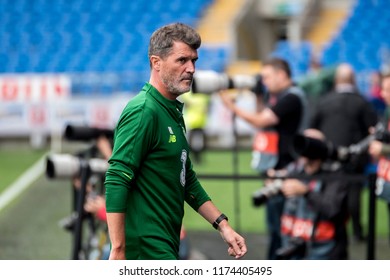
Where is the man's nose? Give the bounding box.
[186,61,195,73]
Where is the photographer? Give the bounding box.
[369,74,390,202]
[219,57,307,259]
[277,129,349,260]
[68,135,113,260]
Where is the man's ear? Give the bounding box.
[150,55,161,71]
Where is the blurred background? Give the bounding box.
[1,0,390,144]
[1,0,390,260]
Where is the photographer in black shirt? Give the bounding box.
[220,57,307,259]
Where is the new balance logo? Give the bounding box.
[168,126,176,143]
[169,135,177,143]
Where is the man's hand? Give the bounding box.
[197,201,247,259]
[109,247,126,260]
[96,135,113,160]
[281,179,308,197]
[219,90,237,111]
[368,140,383,159]
[218,220,247,259]
[106,212,126,260]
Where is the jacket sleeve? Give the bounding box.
[105,105,155,213]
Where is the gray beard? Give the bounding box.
[162,76,189,96]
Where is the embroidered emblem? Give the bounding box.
[168,126,176,143]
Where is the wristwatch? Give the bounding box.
[212,213,228,230]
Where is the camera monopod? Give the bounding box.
[72,158,91,260]
[46,149,108,260]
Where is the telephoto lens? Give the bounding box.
[191,70,260,95]
[64,124,114,142]
[46,154,109,179]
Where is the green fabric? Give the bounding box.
[105,83,211,260]
[298,66,336,104]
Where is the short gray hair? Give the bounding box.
[148,23,201,61]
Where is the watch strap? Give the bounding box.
[212,213,228,230]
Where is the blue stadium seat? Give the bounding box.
[319,0,390,92]
[269,40,312,80]
[0,0,220,95]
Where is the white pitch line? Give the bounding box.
[0,154,47,213]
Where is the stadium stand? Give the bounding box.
[269,40,313,80]
[321,0,390,94]
[305,5,348,52]
[2,0,389,96]
[197,0,243,45]
[0,0,233,95]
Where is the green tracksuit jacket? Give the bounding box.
[105,83,211,259]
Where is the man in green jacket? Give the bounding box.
[105,22,247,260]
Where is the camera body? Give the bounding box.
[252,179,283,207]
